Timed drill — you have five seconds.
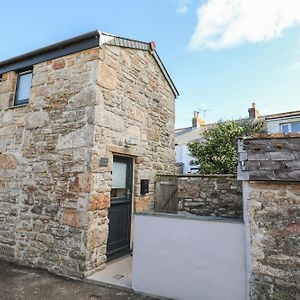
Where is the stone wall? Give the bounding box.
[0,48,99,278]
[245,181,299,299]
[177,175,243,218]
[0,45,176,278]
[87,45,175,274]
[238,135,300,299]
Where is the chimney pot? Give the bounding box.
[248,102,260,119]
[192,111,205,128]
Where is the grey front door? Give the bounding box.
[107,156,133,260]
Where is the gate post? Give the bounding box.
[238,134,300,299]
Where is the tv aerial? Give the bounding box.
[198,108,212,122]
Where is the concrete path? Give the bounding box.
[0,260,156,300]
[88,255,132,288]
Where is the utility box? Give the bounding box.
[140,179,149,195]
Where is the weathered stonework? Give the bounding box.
[0,43,176,278]
[246,181,300,299]
[238,136,300,299]
[154,174,243,218]
[177,175,243,218]
[238,134,300,182]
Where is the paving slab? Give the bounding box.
[87,255,132,288]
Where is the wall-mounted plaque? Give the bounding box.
[99,157,109,167]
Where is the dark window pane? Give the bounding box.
[291,122,300,132]
[15,71,32,105]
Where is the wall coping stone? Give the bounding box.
[136,212,244,224]
[157,174,236,178]
[238,136,300,182]
[240,133,300,140]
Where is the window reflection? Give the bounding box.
[111,161,127,199]
[15,70,33,105]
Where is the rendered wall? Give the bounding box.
[132,213,247,300]
[266,116,300,133]
[175,144,196,174]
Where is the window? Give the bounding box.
[280,122,300,133]
[14,70,32,106]
[281,124,289,133]
[111,161,127,198]
[291,122,300,132]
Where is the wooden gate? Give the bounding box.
[154,175,178,213]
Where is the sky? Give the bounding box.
[1,0,300,128]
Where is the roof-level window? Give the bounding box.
[280,122,300,133]
[14,70,32,106]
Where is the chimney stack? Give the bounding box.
[192,111,205,128]
[248,102,261,120]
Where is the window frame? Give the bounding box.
[280,121,300,133]
[14,69,33,106]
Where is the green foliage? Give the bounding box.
[188,119,267,174]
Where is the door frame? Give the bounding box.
[107,155,134,261]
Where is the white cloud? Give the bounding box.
[190,0,300,50]
[176,0,192,15]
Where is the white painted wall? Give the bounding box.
[132,214,247,300]
[266,116,300,133]
[175,145,198,174]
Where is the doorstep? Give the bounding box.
[86,255,132,289]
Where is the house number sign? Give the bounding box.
[99,157,109,167]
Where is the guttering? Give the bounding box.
[0,29,179,97]
[264,111,300,121]
[0,30,100,74]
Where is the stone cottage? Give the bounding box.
[0,30,178,278]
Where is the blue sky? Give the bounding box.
[1,0,300,128]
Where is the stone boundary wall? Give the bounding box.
[244,181,299,299]
[238,134,300,299]
[176,175,243,219]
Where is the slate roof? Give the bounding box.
[175,124,214,145]
[263,110,300,120]
[176,109,300,146]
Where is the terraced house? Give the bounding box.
[0,30,178,277]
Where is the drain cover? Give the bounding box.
[113,274,124,280]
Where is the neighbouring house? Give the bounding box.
[175,111,213,174]
[175,103,300,174]
[247,103,300,133]
[265,110,300,133]
[0,30,178,278]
